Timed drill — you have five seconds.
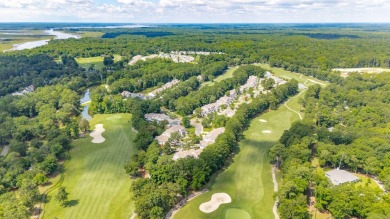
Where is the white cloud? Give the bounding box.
[0,0,389,22]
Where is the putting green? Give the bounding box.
[43,113,137,219]
[225,208,251,219]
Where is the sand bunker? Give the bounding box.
[262,130,272,134]
[90,124,105,143]
[259,119,267,123]
[199,193,232,213]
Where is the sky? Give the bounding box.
[1,0,390,23]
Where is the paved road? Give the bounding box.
[272,167,280,219]
[190,119,203,136]
[284,90,305,120]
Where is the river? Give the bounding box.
[6,29,80,51]
[80,89,92,121]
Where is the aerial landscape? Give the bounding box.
[0,1,390,219]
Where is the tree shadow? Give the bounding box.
[65,199,79,207]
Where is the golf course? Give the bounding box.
[201,66,239,87]
[173,67,328,219]
[43,113,136,219]
[173,95,300,219]
[75,54,122,70]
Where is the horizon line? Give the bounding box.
[1,22,390,24]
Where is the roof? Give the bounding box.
[200,127,225,148]
[148,79,180,97]
[156,135,170,144]
[144,113,171,121]
[325,169,359,186]
[167,125,186,133]
[173,149,202,160]
[155,125,186,145]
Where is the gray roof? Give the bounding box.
[200,127,225,148]
[325,169,359,186]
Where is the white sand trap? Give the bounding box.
[199,193,231,213]
[259,119,267,123]
[262,130,272,134]
[90,124,105,143]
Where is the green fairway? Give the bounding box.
[255,63,329,87]
[43,113,136,219]
[174,65,328,219]
[201,66,239,87]
[225,208,251,219]
[76,55,123,70]
[75,56,105,70]
[174,98,301,219]
[114,54,123,62]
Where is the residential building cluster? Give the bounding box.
[11,85,34,96]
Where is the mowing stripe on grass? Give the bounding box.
[44,114,136,219]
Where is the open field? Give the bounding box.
[43,113,136,219]
[201,66,239,87]
[174,97,301,219]
[79,31,104,38]
[332,68,390,78]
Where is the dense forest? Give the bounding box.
[0,55,90,96]
[269,73,390,218]
[19,25,390,83]
[0,85,81,217]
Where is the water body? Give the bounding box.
[65,24,150,29]
[81,105,92,121]
[10,39,50,50]
[45,29,81,40]
[80,89,91,104]
[7,29,80,51]
[80,89,92,121]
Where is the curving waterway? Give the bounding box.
[6,29,80,51]
[80,89,92,121]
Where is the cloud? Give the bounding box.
[0,0,389,22]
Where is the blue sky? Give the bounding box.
[1,0,389,23]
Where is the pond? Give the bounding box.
[80,89,92,121]
[80,89,91,104]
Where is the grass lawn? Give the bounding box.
[76,54,123,70]
[114,54,123,62]
[225,208,251,219]
[354,173,382,191]
[174,97,301,219]
[201,66,239,87]
[43,113,137,219]
[0,42,15,51]
[75,56,105,70]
